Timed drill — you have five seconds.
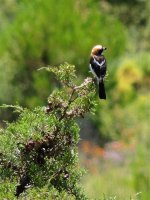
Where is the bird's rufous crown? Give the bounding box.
[91,45,106,56]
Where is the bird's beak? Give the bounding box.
[103,47,107,50]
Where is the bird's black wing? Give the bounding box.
[90,56,101,77]
[90,56,106,78]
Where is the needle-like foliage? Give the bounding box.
[0,63,96,199]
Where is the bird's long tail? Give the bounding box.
[99,80,106,99]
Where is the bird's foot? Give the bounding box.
[92,77,97,85]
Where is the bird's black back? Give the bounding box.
[90,55,107,78]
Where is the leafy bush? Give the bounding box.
[0,63,96,199]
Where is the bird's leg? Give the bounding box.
[93,77,97,85]
[99,77,103,83]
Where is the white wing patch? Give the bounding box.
[93,57,105,67]
[89,64,100,83]
[89,64,96,76]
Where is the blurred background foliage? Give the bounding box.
[0,0,150,199]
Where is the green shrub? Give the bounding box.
[0,63,96,199]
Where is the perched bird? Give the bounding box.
[89,45,107,99]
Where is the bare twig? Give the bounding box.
[59,77,93,121]
[74,77,93,90]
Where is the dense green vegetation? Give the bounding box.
[0,0,150,199]
[0,63,96,199]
